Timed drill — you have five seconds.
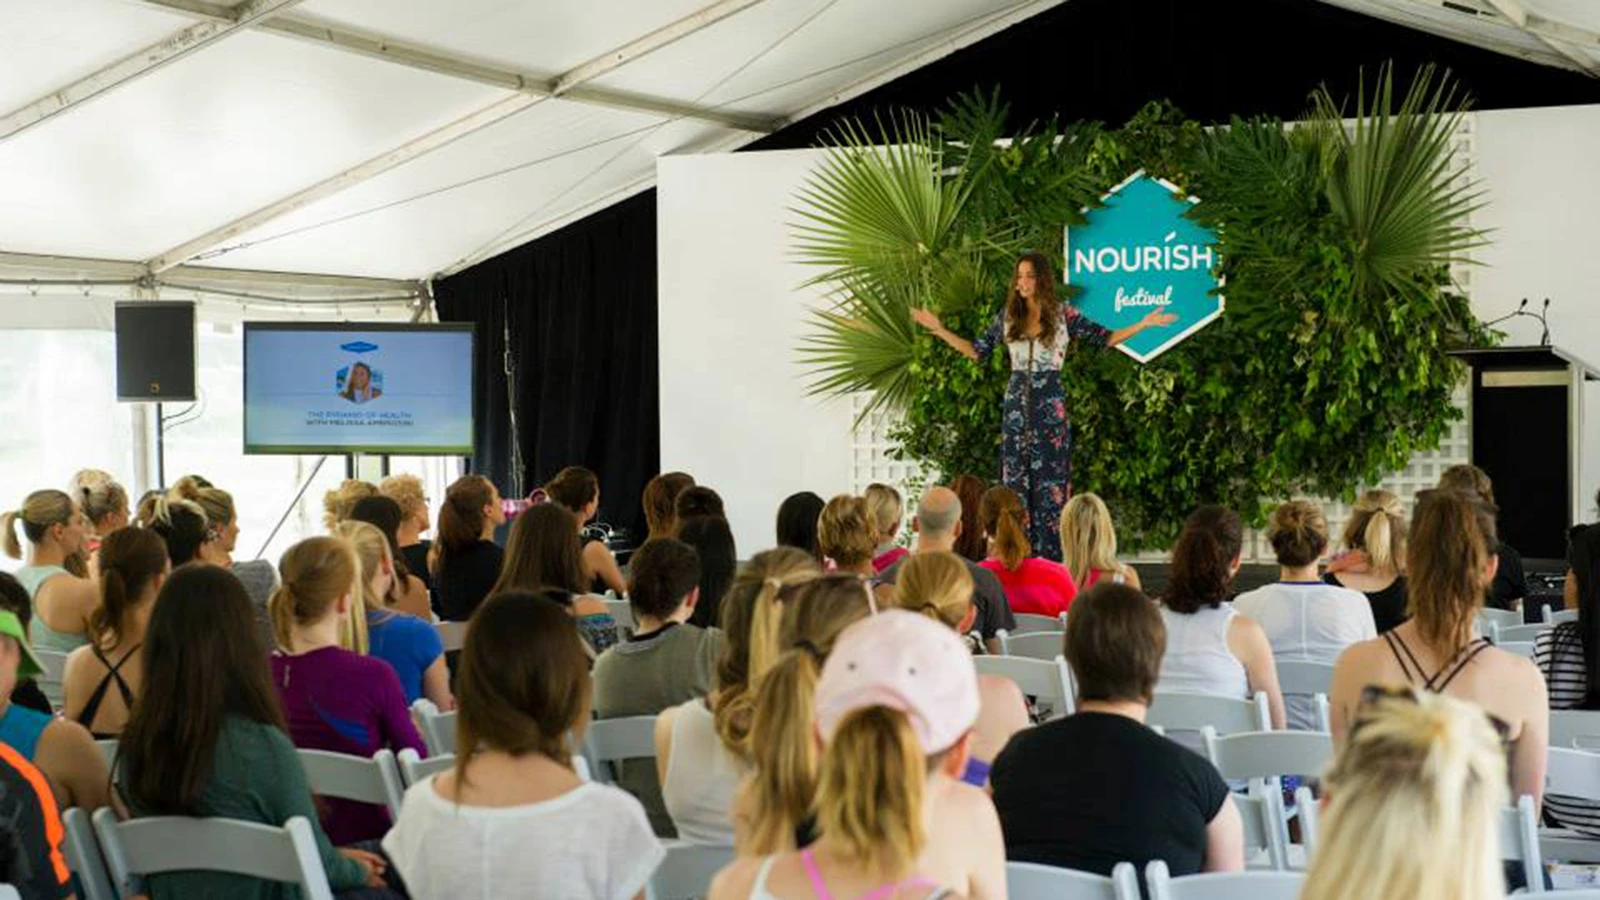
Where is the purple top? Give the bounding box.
[270,646,427,844]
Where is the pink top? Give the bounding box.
[1081,567,1125,589]
[979,557,1079,619]
[872,546,910,574]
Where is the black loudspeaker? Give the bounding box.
[115,302,196,402]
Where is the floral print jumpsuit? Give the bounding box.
[974,306,1111,562]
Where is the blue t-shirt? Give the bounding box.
[365,609,443,704]
[0,703,52,761]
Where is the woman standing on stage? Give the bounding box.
[913,252,1176,560]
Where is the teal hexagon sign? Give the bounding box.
[1064,170,1223,363]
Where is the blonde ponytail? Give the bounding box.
[980,486,1031,570]
[1,511,21,560]
[814,706,927,878]
[1345,489,1408,576]
[1059,493,1117,586]
[889,552,973,629]
[712,549,820,759]
[744,649,822,854]
[271,536,367,654]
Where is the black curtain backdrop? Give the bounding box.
[433,191,658,544]
[434,0,1600,543]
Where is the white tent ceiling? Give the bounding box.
[0,0,1595,297]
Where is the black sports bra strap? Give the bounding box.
[1427,638,1493,693]
[77,644,141,734]
[1383,631,1423,685]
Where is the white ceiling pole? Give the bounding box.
[550,0,773,96]
[120,0,776,131]
[0,250,421,295]
[1479,0,1600,76]
[0,0,307,141]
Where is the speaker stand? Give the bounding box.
[155,401,166,488]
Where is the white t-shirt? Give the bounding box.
[1234,581,1376,730]
[384,775,665,900]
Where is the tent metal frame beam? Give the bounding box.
[140,0,782,275]
[1478,0,1600,76]
[0,0,307,141]
[0,250,421,296]
[121,0,778,132]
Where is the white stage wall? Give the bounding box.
[659,104,1600,553]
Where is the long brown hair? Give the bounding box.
[1005,252,1062,344]
[433,475,495,577]
[119,564,284,815]
[642,472,695,541]
[1408,489,1496,649]
[91,527,167,649]
[544,466,599,514]
[454,591,591,786]
[1164,505,1243,613]
[713,548,820,757]
[948,475,988,561]
[980,485,1031,571]
[491,503,587,595]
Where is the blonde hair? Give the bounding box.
[890,552,972,628]
[862,483,903,543]
[813,706,929,879]
[817,495,877,568]
[270,536,368,654]
[322,479,378,531]
[980,485,1030,571]
[1059,493,1118,586]
[1344,489,1408,575]
[378,474,427,520]
[331,521,394,613]
[2,489,76,560]
[714,549,821,758]
[69,469,128,532]
[1301,690,1507,900]
[169,476,234,538]
[744,574,874,854]
[1266,499,1328,568]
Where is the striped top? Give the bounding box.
[1534,623,1599,835]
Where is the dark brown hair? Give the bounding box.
[1066,582,1166,704]
[627,538,701,621]
[491,503,586,595]
[91,527,167,649]
[1163,505,1243,613]
[675,486,725,523]
[1267,499,1328,568]
[1438,464,1495,507]
[434,475,496,577]
[454,591,591,785]
[1408,489,1497,649]
[775,492,825,561]
[679,516,736,629]
[949,475,988,562]
[544,466,599,514]
[349,494,414,597]
[1005,252,1062,345]
[980,485,1031,570]
[120,564,284,814]
[642,472,695,541]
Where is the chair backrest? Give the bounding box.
[1499,641,1537,661]
[297,749,405,817]
[1273,660,1335,695]
[646,840,736,900]
[1496,623,1550,644]
[434,620,468,653]
[410,698,456,756]
[1547,747,1600,801]
[92,808,334,900]
[35,649,68,706]
[582,716,658,785]
[1294,785,1318,859]
[605,598,635,630]
[1145,860,1303,900]
[1477,608,1521,632]
[1011,613,1065,635]
[1552,710,1600,750]
[96,739,118,770]
[1545,607,1579,626]
[1148,691,1271,735]
[397,747,590,788]
[1203,729,1334,785]
[1234,792,1288,870]
[973,655,1075,720]
[63,806,115,900]
[1499,794,1544,885]
[1006,860,1138,900]
[1000,630,1066,661]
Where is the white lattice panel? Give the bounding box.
[849,395,931,502]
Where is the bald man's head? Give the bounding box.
[916,487,961,537]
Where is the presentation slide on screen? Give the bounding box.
[244,327,473,454]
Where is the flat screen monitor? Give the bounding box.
[243,322,474,455]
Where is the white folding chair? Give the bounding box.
[1544,607,1579,626]
[1496,623,1550,644]
[35,649,68,708]
[63,806,115,900]
[1500,795,1544,891]
[1011,613,1065,635]
[1000,631,1066,661]
[1477,608,1521,634]
[297,748,405,818]
[397,747,590,788]
[1499,641,1537,661]
[96,739,118,770]
[973,655,1075,720]
[1539,747,1600,863]
[1233,792,1289,870]
[434,620,468,653]
[646,841,736,900]
[411,698,456,756]
[1145,860,1302,900]
[1294,786,1319,858]
[582,716,658,785]
[1204,729,1334,869]
[1273,661,1334,695]
[92,809,333,900]
[1551,710,1600,750]
[1006,860,1138,900]
[605,598,636,631]
[1148,691,1271,736]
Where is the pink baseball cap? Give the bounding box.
[814,609,980,754]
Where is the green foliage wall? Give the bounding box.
[796,68,1493,549]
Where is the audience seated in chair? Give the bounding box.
[333,520,452,711]
[1322,489,1410,633]
[656,548,820,845]
[978,486,1078,619]
[710,611,1000,900]
[384,592,663,900]
[0,607,107,811]
[1059,492,1141,592]
[885,552,1027,786]
[1439,464,1527,612]
[269,536,428,845]
[170,476,278,637]
[432,475,505,623]
[1158,505,1286,731]
[0,574,51,715]
[774,491,825,564]
[991,582,1244,880]
[3,488,96,653]
[118,563,392,898]
[0,737,71,900]
[678,517,736,630]
[64,527,168,738]
[1539,488,1600,835]
[348,496,432,620]
[378,473,436,613]
[544,466,628,597]
[1301,688,1507,900]
[864,483,910,574]
[642,471,696,543]
[877,486,1016,654]
[490,502,618,655]
[1234,500,1374,730]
